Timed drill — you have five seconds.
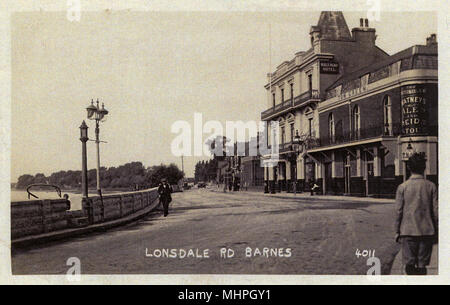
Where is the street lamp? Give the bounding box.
[86,99,109,195]
[79,121,89,199]
[291,130,303,196]
[406,138,414,155]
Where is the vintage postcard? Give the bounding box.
[0,0,449,285]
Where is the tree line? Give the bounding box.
[194,159,218,183]
[15,162,184,190]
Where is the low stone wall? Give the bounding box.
[82,188,159,224]
[11,199,70,239]
[11,188,160,240]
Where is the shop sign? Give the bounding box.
[401,141,427,161]
[402,151,426,161]
[401,84,428,136]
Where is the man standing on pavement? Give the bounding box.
[395,153,438,275]
[158,178,173,217]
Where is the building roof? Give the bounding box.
[313,11,352,41]
[326,44,437,91]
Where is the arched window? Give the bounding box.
[304,106,315,137]
[328,113,335,143]
[352,105,360,140]
[383,96,392,135]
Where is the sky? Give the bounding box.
[11,10,437,181]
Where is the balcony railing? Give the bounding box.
[319,123,402,147]
[278,136,321,154]
[279,142,293,153]
[261,90,320,120]
[261,99,293,120]
[294,90,320,107]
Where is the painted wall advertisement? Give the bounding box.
[401,84,428,136]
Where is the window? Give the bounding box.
[290,123,295,143]
[272,92,275,108]
[305,106,314,137]
[308,74,313,92]
[328,113,335,143]
[352,105,360,139]
[281,88,285,102]
[290,83,294,103]
[281,126,285,145]
[383,96,392,135]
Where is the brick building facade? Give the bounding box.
[310,40,438,197]
[260,11,438,197]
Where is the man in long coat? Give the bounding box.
[158,178,173,217]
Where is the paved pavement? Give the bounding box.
[215,187,395,204]
[12,188,401,275]
[390,244,438,275]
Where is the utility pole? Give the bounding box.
[181,155,184,174]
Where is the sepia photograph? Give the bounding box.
[1,0,447,286]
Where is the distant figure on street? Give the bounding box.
[395,153,438,275]
[158,178,173,217]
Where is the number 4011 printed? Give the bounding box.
[355,249,376,258]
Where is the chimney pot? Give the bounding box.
[426,33,437,46]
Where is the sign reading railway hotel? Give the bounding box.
[319,61,339,74]
[401,84,428,136]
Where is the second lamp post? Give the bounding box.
[86,99,109,195]
[291,130,303,196]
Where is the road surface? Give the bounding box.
[12,188,400,275]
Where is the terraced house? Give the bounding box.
[261,11,438,197]
[261,11,390,194]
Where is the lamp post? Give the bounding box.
[86,99,109,195]
[79,121,89,198]
[291,130,303,196]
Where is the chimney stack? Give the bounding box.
[426,33,437,46]
[352,17,376,45]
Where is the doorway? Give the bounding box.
[344,154,351,194]
[324,162,333,194]
[366,161,374,196]
[305,157,316,190]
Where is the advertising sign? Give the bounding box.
[401,84,428,136]
[319,61,339,74]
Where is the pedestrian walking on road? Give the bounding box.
[158,178,173,217]
[395,153,438,275]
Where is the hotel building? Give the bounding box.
[261,11,438,197]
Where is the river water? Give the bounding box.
[11,190,91,211]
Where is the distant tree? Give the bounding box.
[205,135,230,161]
[15,161,182,190]
[34,173,47,184]
[16,174,35,189]
[145,163,184,187]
